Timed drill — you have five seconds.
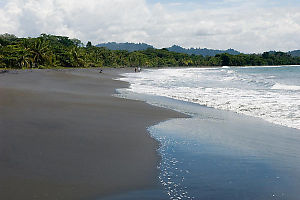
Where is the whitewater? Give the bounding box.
[120,66,300,130]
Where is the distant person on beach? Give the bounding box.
[138,67,141,72]
[135,67,137,72]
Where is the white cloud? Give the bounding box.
[0,0,300,53]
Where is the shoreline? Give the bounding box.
[0,68,187,200]
[1,64,300,73]
[116,68,300,200]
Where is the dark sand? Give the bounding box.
[0,68,185,200]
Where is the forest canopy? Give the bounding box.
[1,34,300,69]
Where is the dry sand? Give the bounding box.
[0,68,186,200]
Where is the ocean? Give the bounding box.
[120,66,300,130]
[103,66,300,200]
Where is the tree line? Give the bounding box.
[1,33,300,69]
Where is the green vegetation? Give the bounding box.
[1,34,300,69]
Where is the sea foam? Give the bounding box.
[271,83,300,91]
[120,66,300,130]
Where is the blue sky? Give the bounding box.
[1,0,300,53]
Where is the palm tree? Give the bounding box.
[30,38,53,68]
[70,47,84,67]
[19,50,33,68]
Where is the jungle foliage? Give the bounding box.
[1,34,300,69]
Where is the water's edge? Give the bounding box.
[102,69,300,200]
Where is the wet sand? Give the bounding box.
[0,68,186,200]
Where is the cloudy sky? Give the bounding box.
[0,0,300,53]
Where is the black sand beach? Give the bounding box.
[0,69,185,200]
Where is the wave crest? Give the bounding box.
[271,83,300,91]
